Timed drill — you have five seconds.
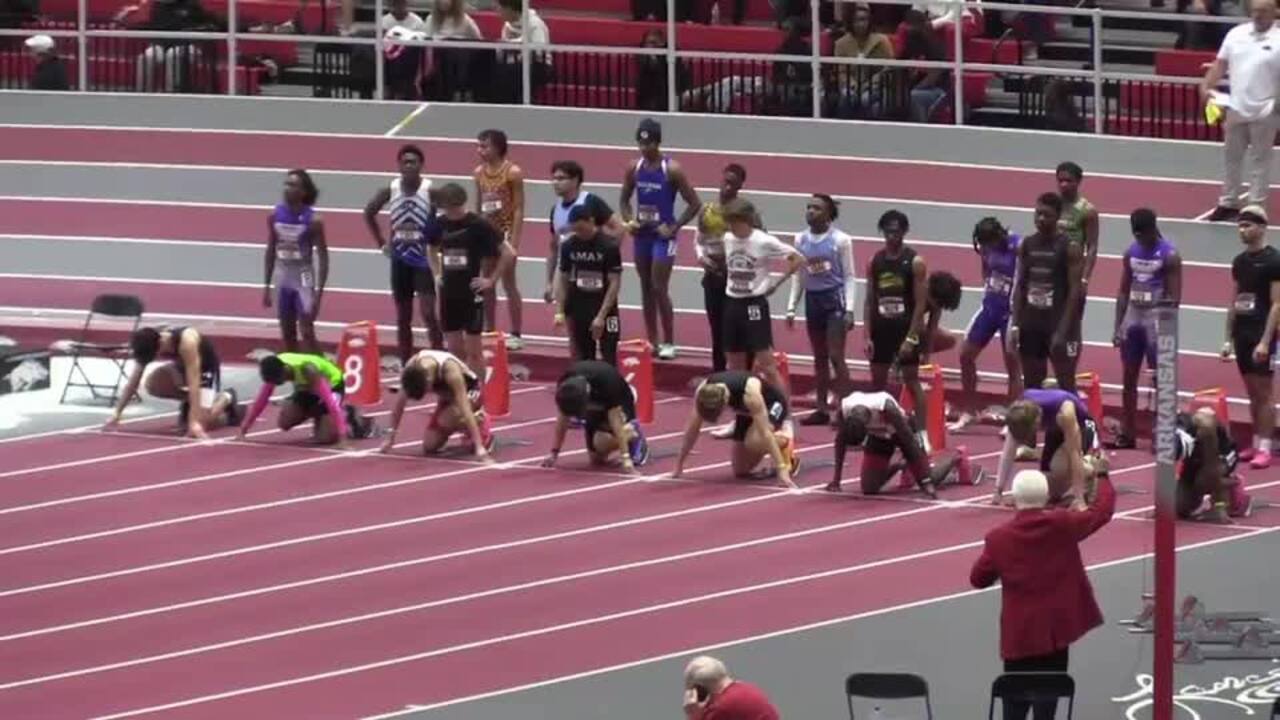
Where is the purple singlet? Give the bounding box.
[964,234,1020,348]
[1119,236,1175,367]
[271,203,317,319]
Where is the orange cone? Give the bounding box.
[899,364,947,453]
[1188,387,1229,424]
[617,339,654,424]
[481,331,510,418]
[1076,371,1104,421]
[337,321,381,406]
[772,350,791,395]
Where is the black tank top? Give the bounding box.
[870,247,916,326]
[167,325,219,373]
[706,370,785,415]
[1018,233,1069,327]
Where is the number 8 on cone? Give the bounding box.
[338,321,381,406]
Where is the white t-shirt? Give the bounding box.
[723,229,801,298]
[1218,22,1280,120]
[382,11,427,33]
[840,391,899,438]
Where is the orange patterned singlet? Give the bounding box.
[476,160,516,242]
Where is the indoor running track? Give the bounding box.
[2,382,1280,719]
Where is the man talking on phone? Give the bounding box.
[682,655,779,719]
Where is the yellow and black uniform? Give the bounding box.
[868,247,918,366]
[280,352,345,418]
[430,212,502,335]
[477,161,517,242]
[559,231,623,365]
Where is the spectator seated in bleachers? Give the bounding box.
[898,9,948,122]
[25,34,70,90]
[382,0,427,99]
[829,2,893,119]
[770,18,813,115]
[635,28,691,111]
[115,0,222,93]
[421,0,482,100]
[492,0,552,103]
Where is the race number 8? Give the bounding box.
[344,354,364,393]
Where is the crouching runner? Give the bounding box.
[381,349,494,462]
[237,352,375,446]
[1175,408,1251,521]
[542,360,650,473]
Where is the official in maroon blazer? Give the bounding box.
[970,468,1115,719]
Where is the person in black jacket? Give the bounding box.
[25,35,70,91]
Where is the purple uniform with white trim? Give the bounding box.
[1119,237,1175,368]
[271,203,317,318]
[632,157,678,262]
[1023,387,1098,471]
[964,234,1020,347]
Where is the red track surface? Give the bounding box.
[0,199,1234,308]
[2,383,1277,718]
[1,126,1268,218]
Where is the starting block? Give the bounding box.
[337,322,381,406]
[617,339,654,424]
[1123,594,1274,635]
[481,332,510,418]
[898,363,947,454]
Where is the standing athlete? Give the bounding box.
[786,194,856,426]
[1111,208,1182,449]
[1056,161,1099,371]
[545,160,623,306]
[721,198,803,396]
[696,163,757,373]
[542,360,649,473]
[382,349,494,461]
[555,205,624,365]
[263,169,327,353]
[672,370,798,488]
[428,183,516,381]
[364,144,444,363]
[952,218,1022,431]
[864,210,929,416]
[619,118,702,360]
[473,129,526,347]
[1223,205,1280,469]
[1009,193,1084,392]
[237,352,375,446]
[105,326,239,438]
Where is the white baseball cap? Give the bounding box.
[25,35,55,53]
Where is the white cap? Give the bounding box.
[1011,469,1050,509]
[25,35,55,53]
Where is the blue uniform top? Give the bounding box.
[633,157,676,237]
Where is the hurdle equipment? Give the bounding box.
[617,339,654,423]
[481,331,510,417]
[772,350,791,395]
[1075,371,1104,421]
[337,322,381,406]
[898,363,947,454]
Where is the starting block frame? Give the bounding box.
[1122,594,1279,662]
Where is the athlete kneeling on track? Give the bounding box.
[381,349,494,462]
[543,360,650,473]
[671,371,798,489]
[1174,408,1252,521]
[237,353,375,446]
[829,390,978,498]
[996,387,1102,509]
[106,326,239,439]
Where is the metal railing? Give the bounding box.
[0,0,1245,137]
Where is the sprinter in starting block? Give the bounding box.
[672,370,798,488]
[237,353,375,446]
[381,349,493,462]
[829,390,978,498]
[1175,407,1252,520]
[997,386,1103,508]
[543,360,650,473]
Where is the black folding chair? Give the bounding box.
[1271,696,1278,718]
[988,672,1075,719]
[52,294,144,405]
[845,672,933,719]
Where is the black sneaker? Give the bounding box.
[800,411,830,426]
[222,388,241,427]
[178,400,190,429]
[1207,206,1239,223]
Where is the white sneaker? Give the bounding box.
[947,412,975,432]
[657,344,677,360]
[507,335,524,351]
[711,423,735,439]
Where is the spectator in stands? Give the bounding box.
[831,3,893,118]
[636,29,691,111]
[25,35,70,91]
[1,0,37,28]
[899,10,948,122]
[1043,78,1085,133]
[1177,0,1231,51]
[383,0,428,99]
[1201,0,1280,223]
[492,0,552,103]
[970,468,1115,720]
[682,656,780,720]
[117,0,222,93]
[771,19,813,116]
[422,0,483,100]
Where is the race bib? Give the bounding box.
[481,193,503,214]
[1028,285,1054,309]
[575,270,605,291]
[606,315,619,334]
[299,268,315,289]
[1235,293,1257,313]
[637,205,660,223]
[747,303,763,321]
[1129,288,1155,305]
[442,248,468,269]
[276,245,302,261]
[985,273,1012,296]
[393,226,423,244]
[730,279,753,294]
[701,237,725,257]
[807,258,832,274]
[877,296,905,318]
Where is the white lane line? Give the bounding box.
[0,448,1005,642]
